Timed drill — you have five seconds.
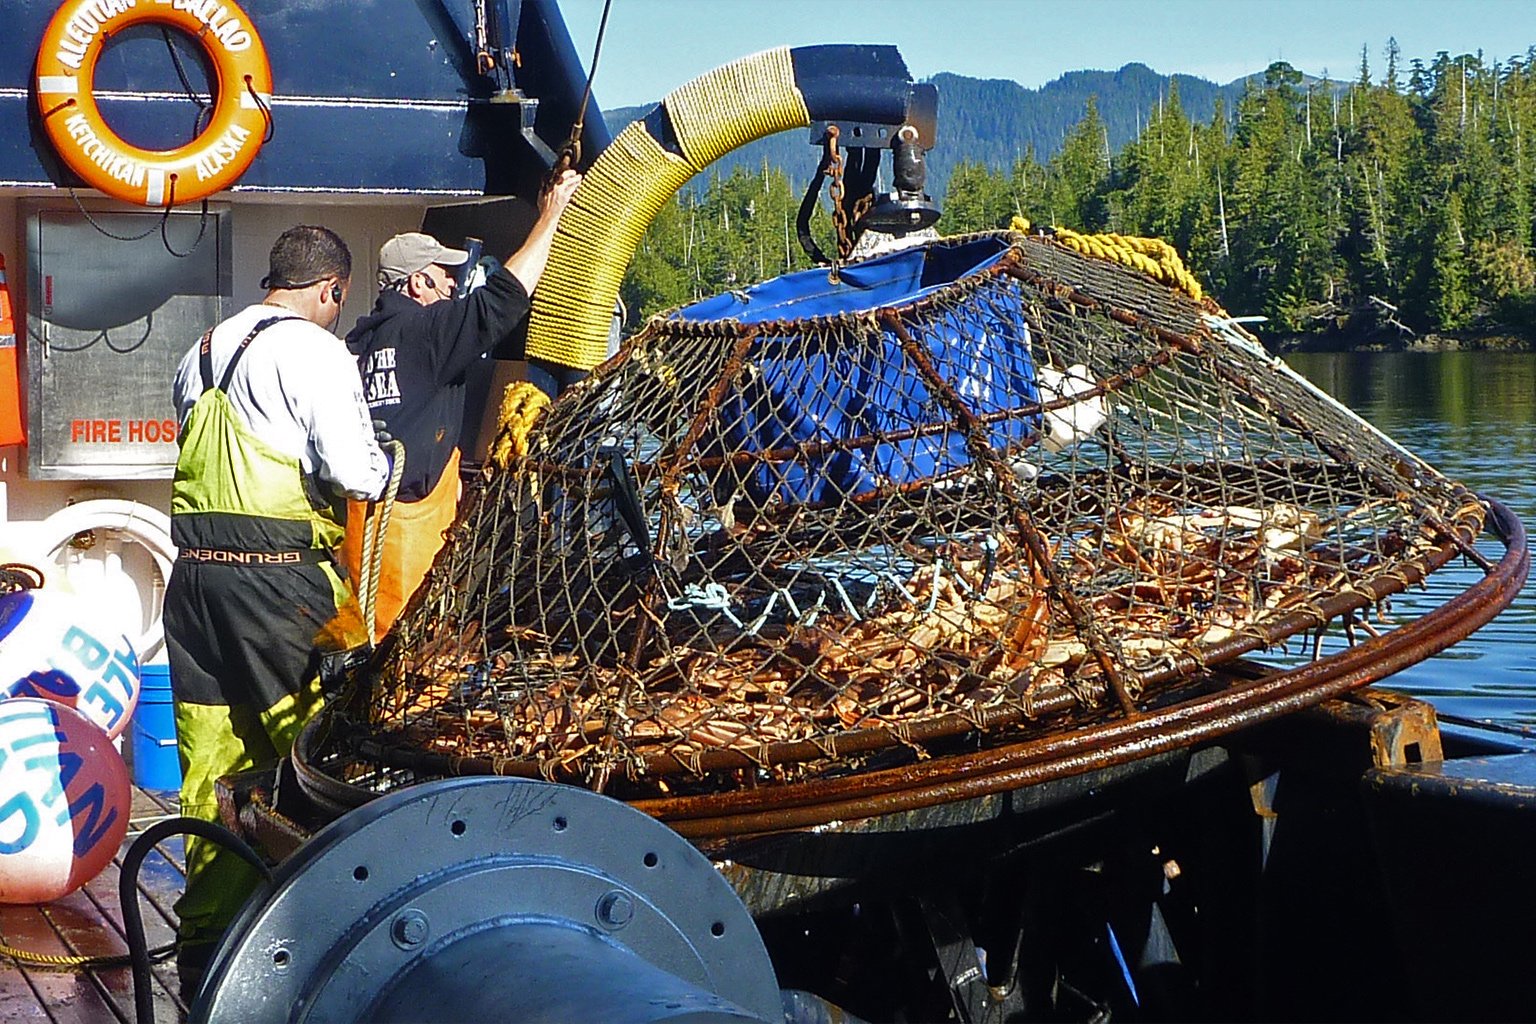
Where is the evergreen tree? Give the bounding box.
[1112,80,1202,250]
[1328,47,1421,333]
[620,165,823,324]
[616,40,1536,345]
[1430,191,1474,327]
[1046,96,1112,230]
[1009,146,1050,226]
[942,160,1013,232]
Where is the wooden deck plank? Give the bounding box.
[0,951,49,1023]
[133,790,178,819]
[0,783,191,1024]
[111,828,185,931]
[116,787,189,1022]
[121,793,187,941]
[78,860,183,1023]
[117,854,184,941]
[37,892,137,1024]
[128,790,184,875]
[129,787,177,819]
[0,903,124,1024]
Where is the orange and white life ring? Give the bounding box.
[34,0,273,208]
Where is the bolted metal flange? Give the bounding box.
[194,777,781,1023]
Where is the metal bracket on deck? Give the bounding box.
[1366,696,1443,768]
[1316,689,1445,768]
[917,892,1028,1023]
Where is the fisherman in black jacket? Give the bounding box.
[341,170,580,640]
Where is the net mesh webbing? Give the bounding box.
[330,231,1482,798]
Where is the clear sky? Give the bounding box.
[562,0,1536,109]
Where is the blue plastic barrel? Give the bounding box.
[130,663,181,791]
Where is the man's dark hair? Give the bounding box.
[262,225,352,290]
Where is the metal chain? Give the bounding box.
[474,0,495,74]
[825,125,851,264]
[847,194,875,256]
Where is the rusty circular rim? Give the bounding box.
[350,481,1489,781]
[640,497,1528,838]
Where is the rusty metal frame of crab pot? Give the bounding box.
[293,228,1525,814]
[293,497,1525,838]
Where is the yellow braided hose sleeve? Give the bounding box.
[527,47,812,371]
[1,939,172,970]
[1012,216,1205,303]
[667,47,808,168]
[526,122,696,369]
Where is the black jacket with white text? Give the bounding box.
[345,267,530,501]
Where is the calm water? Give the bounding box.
[1284,351,1536,729]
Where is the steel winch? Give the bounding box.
[185,776,796,1023]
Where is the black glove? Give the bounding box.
[372,419,395,446]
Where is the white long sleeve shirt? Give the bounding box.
[173,304,389,501]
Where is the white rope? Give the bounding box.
[359,440,406,644]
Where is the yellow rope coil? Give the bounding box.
[489,380,552,471]
[528,48,812,372]
[666,47,808,168]
[1012,216,1204,302]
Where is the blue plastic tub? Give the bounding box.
[130,663,181,791]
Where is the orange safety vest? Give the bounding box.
[0,254,24,447]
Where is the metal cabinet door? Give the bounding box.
[24,204,230,479]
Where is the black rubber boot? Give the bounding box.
[176,939,217,1007]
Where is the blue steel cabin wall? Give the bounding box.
[1,0,608,199]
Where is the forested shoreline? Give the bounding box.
[621,45,1536,352]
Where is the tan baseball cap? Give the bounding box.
[377,232,470,287]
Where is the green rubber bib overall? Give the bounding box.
[163,316,364,964]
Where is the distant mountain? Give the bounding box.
[601,63,1257,199]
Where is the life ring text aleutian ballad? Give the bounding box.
[35,0,273,208]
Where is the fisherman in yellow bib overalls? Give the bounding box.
[163,226,390,1000]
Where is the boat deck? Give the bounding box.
[1,786,188,1023]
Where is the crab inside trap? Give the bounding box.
[328,231,1486,797]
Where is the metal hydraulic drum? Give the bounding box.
[193,776,782,1023]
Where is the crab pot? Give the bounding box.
[254,230,1531,1020]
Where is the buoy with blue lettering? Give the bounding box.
[0,589,140,741]
[0,698,131,904]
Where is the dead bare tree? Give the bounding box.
[1369,294,1416,336]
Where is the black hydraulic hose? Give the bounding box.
[120,817,274,1024]
[796,154,833,265]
